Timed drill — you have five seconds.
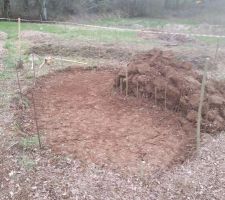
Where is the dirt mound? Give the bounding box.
[115,48,225,133]
[21,31,57,44]
[158,33,195,44]
[30,44,132,62]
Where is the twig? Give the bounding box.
[196,58,208,152]
[31,92,42,149]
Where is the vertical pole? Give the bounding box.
[196,58,208,152]
[16,69,22,100]
[164,81,167,110]
[18,18,21,61]
[125,65,128,97]
[154,87,157,105]
[164,87,167,110]
[215,38,220,61]
[60,56,63,68]
[137,81,139,98]
[32,54,36,85]
[120,77,123,94]
[31,92,42,149]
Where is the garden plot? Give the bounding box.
[22,67,195,176]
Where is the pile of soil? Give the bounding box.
[158,33,195,44]
[115,48,225,133]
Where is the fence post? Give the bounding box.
[18,18,21,60]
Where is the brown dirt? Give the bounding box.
[22,31,132,63]
[22,68,195,176]
[21,31,57,44]
[137,31,194,44]
[158,33,195,44]
[29,43,132,62]
[115,48,225,134]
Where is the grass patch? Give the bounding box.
[19,135,40,150]
[197,36,225,46]
[0,21,141,47]
[94,17,198,28]
[0,70,13,80]
[19,155,36,170]
[3,39,18,68]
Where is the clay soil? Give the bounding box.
[24,68,195,176]
[116,49,225,134]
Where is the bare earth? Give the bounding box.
[1,26,225,200]
[24,68,194,176]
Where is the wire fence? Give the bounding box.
[1,17,225,38]
[1,17,224,156]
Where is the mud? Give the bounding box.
[22,68,195,175]
[115,48,225,133]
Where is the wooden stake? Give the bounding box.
[154,87,157,105]
[125,66,128,97]
[215,38,220,61]
[120,77,123,94]
[16,69,22,100]
[165,83,167,110]
[60,56,63,68]
[140,160,144,180]
[31,54,37,86]
[18,18,21,60]
[137,81,139,98]
[196,58,208,152]
[31,92,42,149]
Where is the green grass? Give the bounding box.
[0,70,13,80]
[0,21,142,70]
[19,155,36,170]
[3,38,18,68]
[94,17,198,28]
[19,135,40,150]
[0,20,223,71]
[0,21,138,43]
[197,36,225,46]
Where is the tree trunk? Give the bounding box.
[164,0,170,9]
[3,0,10,18]
[39,0,48,21]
